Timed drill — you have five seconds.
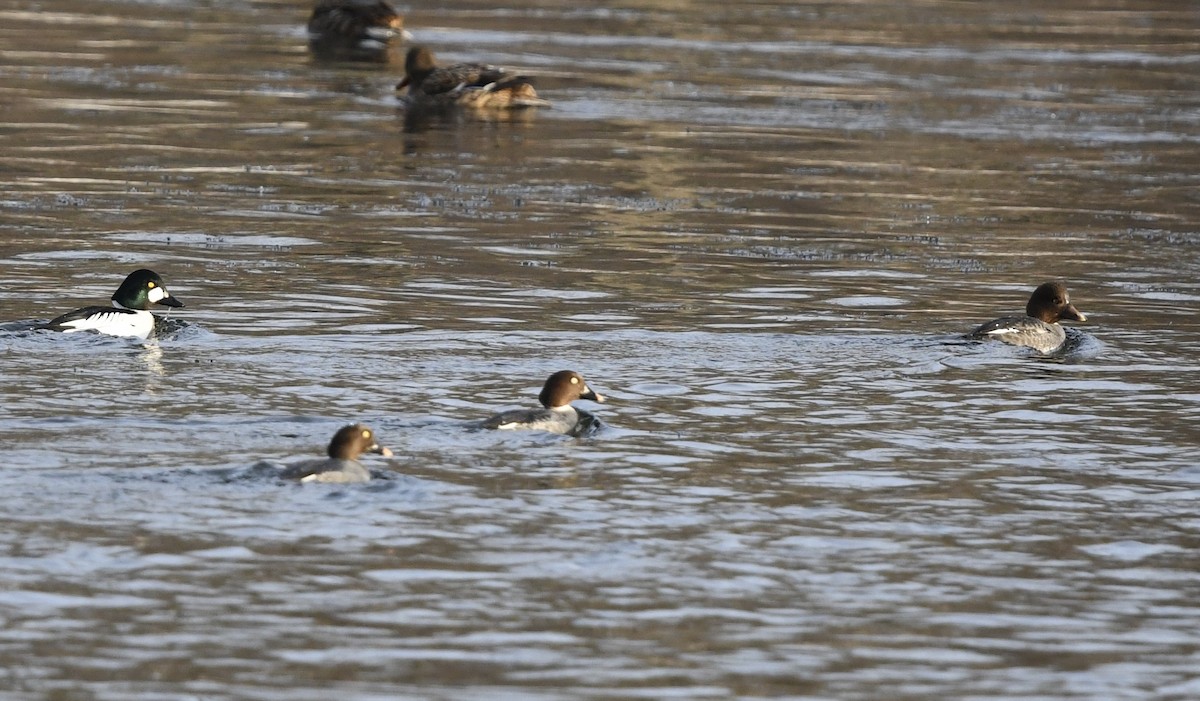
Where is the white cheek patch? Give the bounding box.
[148,287,166,303]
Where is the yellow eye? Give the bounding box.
[570,377,579,384]
[147,282,156,288]
[361,430,371,439]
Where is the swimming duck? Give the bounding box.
[42,269,184,340]
[307,0,411,62]
[396,46,550,109]
[279,424,393,483]
[968,281,1087,354]
[481,370,606,435]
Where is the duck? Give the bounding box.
[42,269,184,340]
[279,424,393,483]
[396,46,550,109]
[481,370,606,435]
[968,281,1087,353]
[307,0,411,62]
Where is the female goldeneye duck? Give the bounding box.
[968,281,1087,354]
[279,424,393,484]
[42,268,184,340]
[307,0,411,62]
[481,370,606,435]
[396,46,551,109]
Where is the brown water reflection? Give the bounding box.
[2,0,1200,699]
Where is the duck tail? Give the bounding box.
[487,77,551,108]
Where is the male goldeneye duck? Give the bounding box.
[307,0,411,62]
[481,370,606,435]
[279,424,393,483]
[968,281,1087,354]
[396,46,551,109]
[42,269,184,340]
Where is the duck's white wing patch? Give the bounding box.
[60,309,153,339]
[987,324,1054,339]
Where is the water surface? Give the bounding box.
[2,0,1200,698]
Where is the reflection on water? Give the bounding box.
[2,0,1200,698]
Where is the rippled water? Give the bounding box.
[2,0,1200,698]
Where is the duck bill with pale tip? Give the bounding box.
[1060,306,1086,323]
[580,387,605,403]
